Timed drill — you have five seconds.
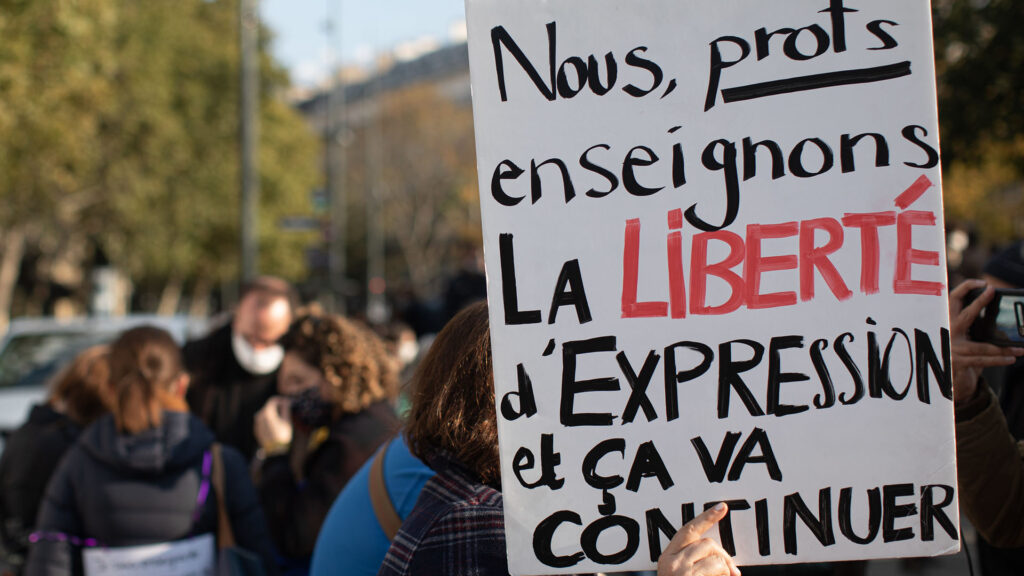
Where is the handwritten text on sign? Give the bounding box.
[465,0,958,573]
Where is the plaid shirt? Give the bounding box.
[378,457,508,576]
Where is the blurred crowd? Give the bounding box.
[0,238,1021,576]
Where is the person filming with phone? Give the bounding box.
[950,254,1024,555]
[946,239,1024,569]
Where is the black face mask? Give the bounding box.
[290,387,333,430]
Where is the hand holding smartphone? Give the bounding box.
[965,287,1024,346]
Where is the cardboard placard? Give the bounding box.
[465,0,959,573]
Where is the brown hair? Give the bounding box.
[281,314,398,415]
[404,301,499,484]
[107,326,188,434]
[240,276,298,312]
[49,345,111,427]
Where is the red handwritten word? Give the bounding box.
[622,176,942,318]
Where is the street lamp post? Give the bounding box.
[239,0,260,282]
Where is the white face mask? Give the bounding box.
[231,332,285,375]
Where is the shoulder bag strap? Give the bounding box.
[368,443,402,541]
[211,443,236,549]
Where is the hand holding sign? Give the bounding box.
[658,503,741,576]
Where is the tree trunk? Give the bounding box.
[156,276,184,316]
[188,275,213,318]
[0,227,27,332]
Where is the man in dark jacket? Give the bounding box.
[185,277,295,460]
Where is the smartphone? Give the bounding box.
[966,287,1024,347]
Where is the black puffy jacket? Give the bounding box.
[24,411,277,575]
[0,404,80,572]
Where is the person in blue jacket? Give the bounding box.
[309,433,433,576]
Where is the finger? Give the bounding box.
[678,538,721,565]
[667,503,728,553]
[679,539,740,576]
[261,404,285,424]
[956,286,994,326]
[949,279,985,317]
[725,554,741,576]
[691,554,731,576]
[955,355,1020,368]
[949,278,986,302]
[954,341,1020,357]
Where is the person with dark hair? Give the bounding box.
[378,302,740,576]
[186,276,296,459]
[0,346,109,574]
[254,314,400,567]
[25,326,276,575]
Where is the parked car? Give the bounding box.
[0,315,207,452]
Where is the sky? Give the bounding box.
[261,0,468,87]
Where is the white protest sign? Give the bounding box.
[465,0,959,573]
[83,533,215,576]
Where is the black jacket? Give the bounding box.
[24,411,277,576]
[258,401,399,560]
[0,405,80,572]
[184,322,278,460]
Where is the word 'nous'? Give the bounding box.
[490,22,671,102]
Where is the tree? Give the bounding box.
[96,0,318,311]
[0,0,119,326]
[933,0,1024,169]
[340,83,479,300]
[933,0,1024,244]
[0,0,320,327]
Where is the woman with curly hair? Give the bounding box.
[253,314,400,567]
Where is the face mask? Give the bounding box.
[290,387,333,430]
[231,332,284,375]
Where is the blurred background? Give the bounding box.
[0,0,478,332]
[0,0,1020,332]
